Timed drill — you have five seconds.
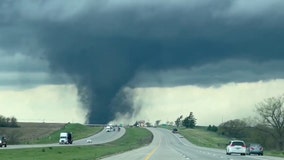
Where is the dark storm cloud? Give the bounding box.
[1,0,284,123]
[0,52,71,89]
[132,60,284,87]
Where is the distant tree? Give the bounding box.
[182,112,196,128]
[0,115,5,127]
[247,124,275,149]
[175,115,183,127]
[155,120,161,126]
[212,125,218,132]
[218,119,247,138]
[207,125,218,132]
[208,125,212,131]
[146,122,152,127]
[10,117,19,127]
[6,117,11,125]
[133,121,139,127]
[256,95,284,150]
[0,115,19,127]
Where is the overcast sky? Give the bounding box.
[1,0,284,125]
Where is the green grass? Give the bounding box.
[174,126,284,158]
[159,125,228,148]
[31,123,103,144]
[265,150,284,158]
[0,127,153,160]
[179,127,229,149]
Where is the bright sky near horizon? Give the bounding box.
[1,80,284,125]
[1,0,284,125]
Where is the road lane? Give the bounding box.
[101,127,163,160]
[2,127,125,149]
[74,127,125,145]
[101,128,284,160]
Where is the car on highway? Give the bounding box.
[172,128,178,133]
[0,136,7,147]
[226,140,246,155]
[246,143,264,155]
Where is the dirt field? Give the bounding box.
[0,122,66,144]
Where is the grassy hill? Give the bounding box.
[0,122,103,144]
[32,123,103,144]
[179,126,229,149]
[0,127,153,160]
[169,126,284,158]
[160,125,229,149]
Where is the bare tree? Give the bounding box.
[256,95,284,150]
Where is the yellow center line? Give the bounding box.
[144,146,159,160]
[144,137,161,160]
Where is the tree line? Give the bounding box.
[173,94,284,151]
[218,94,284,151]
[0,115,19,127]
[175,112,197,129]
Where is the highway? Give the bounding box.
[2,127,284,160]
[3,127,125,149]
[101,128,284,160]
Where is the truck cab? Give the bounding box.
[0,136,7,147]
[105,124,115,132]
[59,132,73,144]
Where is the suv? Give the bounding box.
[172,128,178,133]
[246,143,263,155]
[226,140,246,155]
[0,136,7,147]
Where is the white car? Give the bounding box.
[226,140,246,155]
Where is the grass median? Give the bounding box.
[0,127,153,160]
[32,123,103,144]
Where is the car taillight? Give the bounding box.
[260,147,263,151]
[231,144,234,146]
[250,147,254,150]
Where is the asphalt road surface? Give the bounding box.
[2,127,125,149]
[101,128,284,160]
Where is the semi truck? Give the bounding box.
[59,132,73,144]
[105,124,116,132]
[0,136,7,147]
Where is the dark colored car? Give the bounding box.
[246,143,263,155]
[0,136,7,147]
[172,128,178,133]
